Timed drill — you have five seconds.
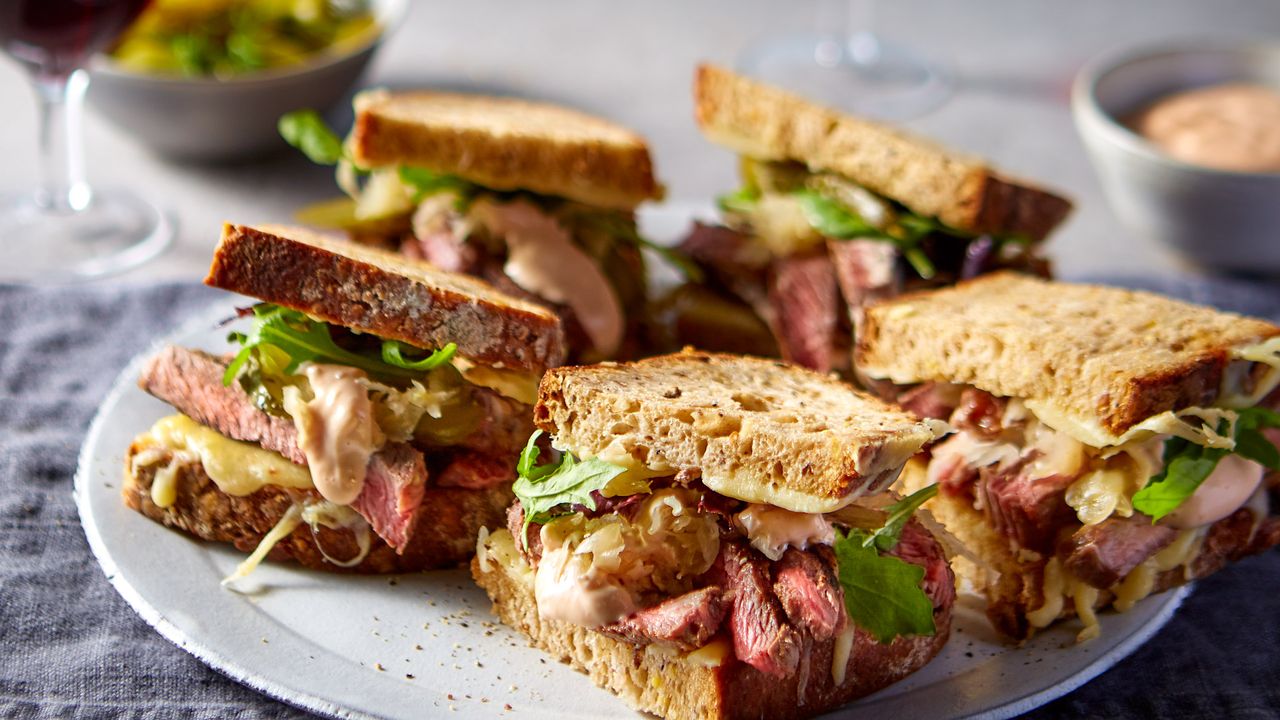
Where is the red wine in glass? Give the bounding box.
[0,0,151,77]
[0,0,171,283]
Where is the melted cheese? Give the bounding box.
[454,359,540,406]
[1113,527,1207,612]
[831,625,857,685]
[1072,584,1101,642]
[1027,557,1066,628]
[138,415,312,496]
[686,638,732,669]
[734,504,834,561]
[1025,400,1238,451]
[1223,336,1280,407]
[285,364,379,506]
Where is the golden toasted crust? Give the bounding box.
[350,90,663,210]
[123,443,511,573]
[856,272,1280,438]
[205,223,566,373]
[472,529,949,720]
[693,64,1072,241]
[534,350,939,513]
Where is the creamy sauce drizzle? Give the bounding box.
[533,544,637,628]
[1163,453,1264,529]
[474,198,624,357]
[287,364,379,506]
[734,504,835,561]
[1130,83,1280,172]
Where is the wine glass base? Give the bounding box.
[737,31,952,121]
[0,188,171,284]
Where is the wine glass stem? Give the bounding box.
[31,69,92,213]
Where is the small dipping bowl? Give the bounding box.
[1072,41,1280,273]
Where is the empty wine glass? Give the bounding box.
[0,0,171,283]
[738,0,952,121]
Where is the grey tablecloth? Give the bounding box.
[1,277,1277,720]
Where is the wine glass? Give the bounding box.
[737,0,952,121]
[0,0,171,283]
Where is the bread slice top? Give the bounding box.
[350,89,663,210]
[205,223,566,374]
[534,350,940,513]
[693,64,1073,241]
[856,272,1280,442]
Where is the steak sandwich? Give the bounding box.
[281,89,664,363]
[656,64,1073,373]
[856,272,1280,640]
[472,351,955,720]
[123,223,565,578]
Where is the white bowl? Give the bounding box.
[1072,41,1280,273]
[88,0,407,162]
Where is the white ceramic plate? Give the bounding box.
[76,207,1189,719]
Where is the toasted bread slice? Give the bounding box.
[694,64,1072,241]
[534,350,940,513]
[856,272,1280,441]
[123,441,511,573]
[350,90,663,210]
[472,528,949,720]
[205,223,566,374]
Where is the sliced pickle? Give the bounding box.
[649,284,778,357]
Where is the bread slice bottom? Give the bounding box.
[472,529,950,720]
[900,459,1280,640]
[123,440,511,573]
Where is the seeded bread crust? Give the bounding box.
[856,272,1280,438]
[205,223,566,373]
[693,64,1073,241]
[350,90,663,210]
[123,442,511,573]
[534,350,939,513]
[472,528,950,720]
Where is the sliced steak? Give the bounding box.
[1060,513,1176,589]
[140,345,429,552]
[886,520,957,613]
[436,451,513,490]
[897,382,962,421]
[707,540,801,678]
[598,586,726,651]
[767,252,840,373]
[351,443,428,551]
[679,222,770,273]
[506,503,542,565]
[949,388,1008,440]
[772,547,845,641]
[827,238,902,313]
[140,346,305,464]
[978,464,1078,553]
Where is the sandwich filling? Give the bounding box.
[892,378,1280,640]
[475,430,954,679]
[132,304,534,577]
[281,110,669,362]
[664,158,1048,373]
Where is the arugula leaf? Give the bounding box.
[833,528,937,643]
[863,484,939,552]
[396,166,476,203]
[1133,407,1280,521]
[716,186,761,215]
[381,340,456,371]
[512,431,630,544]
[793,190,883,239]
[278,109,345,166]
[222,304,454,386]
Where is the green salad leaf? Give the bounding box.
[833,528,937,643]
[715,186,761,215]
[396,166,476,204]
[223,304,455,386]
[278,109,346,166]
[862,484,940,552]
[1133,407,1280,521]
[512,430,631,544]
[792,190,940,279]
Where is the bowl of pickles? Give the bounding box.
[89,0,407,161]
